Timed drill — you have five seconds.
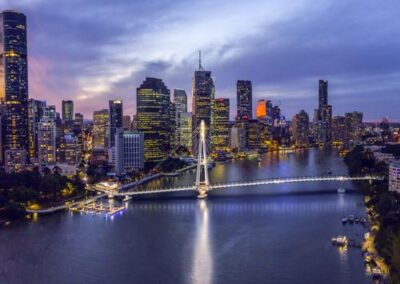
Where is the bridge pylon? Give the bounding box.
[195,120,209,199]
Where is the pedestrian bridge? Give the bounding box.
[114,175,383,197]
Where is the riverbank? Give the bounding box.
[344,145,400,283]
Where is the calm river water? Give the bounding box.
[0,149,371,284]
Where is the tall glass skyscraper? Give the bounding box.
[108,100,123,149]
[236,80,252,122]
[173,89,187,115]
[137,78,171,162]
[315,80,332,145]
[192,60,215,153]
[0,10,29,154]
[62,100,74,123]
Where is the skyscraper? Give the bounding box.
[345,111,363,143]
[315,80,332,145]
[292,110,309,147]
[236,80,252,122]
[108,100,123,149]
[256,99,273,124]
[123,115,131,130]
[211,98,230,150]
[174,89,187,114]
[62,100,74,123]
[332,116,346,143]
[38,116,56,167]
[192,54,215,152]
[28,99,46,162]
[1,11,29,155]
[115,130,144,175]
[92,109,109,149]
[137,77,171,162]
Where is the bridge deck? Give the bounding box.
[117,175,383,196]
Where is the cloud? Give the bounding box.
[0,0,399,121]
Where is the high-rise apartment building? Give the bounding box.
[38,116,56,167]
[345,111,363,143]
[315,80,332,145]
[137,77,171,162]
[1,11,29,156]
[332,116,346,143]
[292,110,309,147]
[236,80,252,122]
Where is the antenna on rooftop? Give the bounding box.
[198,50,204,71]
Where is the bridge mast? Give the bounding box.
[195,120,209,198]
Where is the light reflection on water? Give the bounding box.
[191,200,212,284]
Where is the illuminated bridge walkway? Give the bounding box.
[111,121,383,199]
[114,175,384,198]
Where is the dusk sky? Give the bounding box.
[2,0,400,121]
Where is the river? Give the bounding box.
[0,149,371,284]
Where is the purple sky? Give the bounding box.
[2,0,400,121]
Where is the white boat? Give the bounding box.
[337,187,346,193]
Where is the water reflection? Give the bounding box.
[191,200,213,284]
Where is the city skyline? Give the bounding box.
[0,1,399,121]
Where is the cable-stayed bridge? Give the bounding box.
[102,120,384,199]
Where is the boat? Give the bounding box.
[337,187,346,193]
[257,157,262,162]
[354,217,360,223]
[331,235,348,246]
[348,215,355,223]
[342,217,348,224]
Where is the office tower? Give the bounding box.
[137,77,171,162]
[256,99,273,124]
[178,112,192,151]
[123,115,131,130]
[174,89,187,114]
[108,100,123,149]
[229,126,246,150]
[62,100,74,123]
[236,80,252,122]
[169,101,177,152]
[246,120,261,149]
[1,11,29,155]
[28,99,46,162]
[38,116,56,167]
[92,109,109,148]
[211,98,230,150]
[315,80,332,145]
[345,112,363,143]
[292,110,309,147]
[115,130,144,175]
[332,116,346,143]
[192,54,215,152]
